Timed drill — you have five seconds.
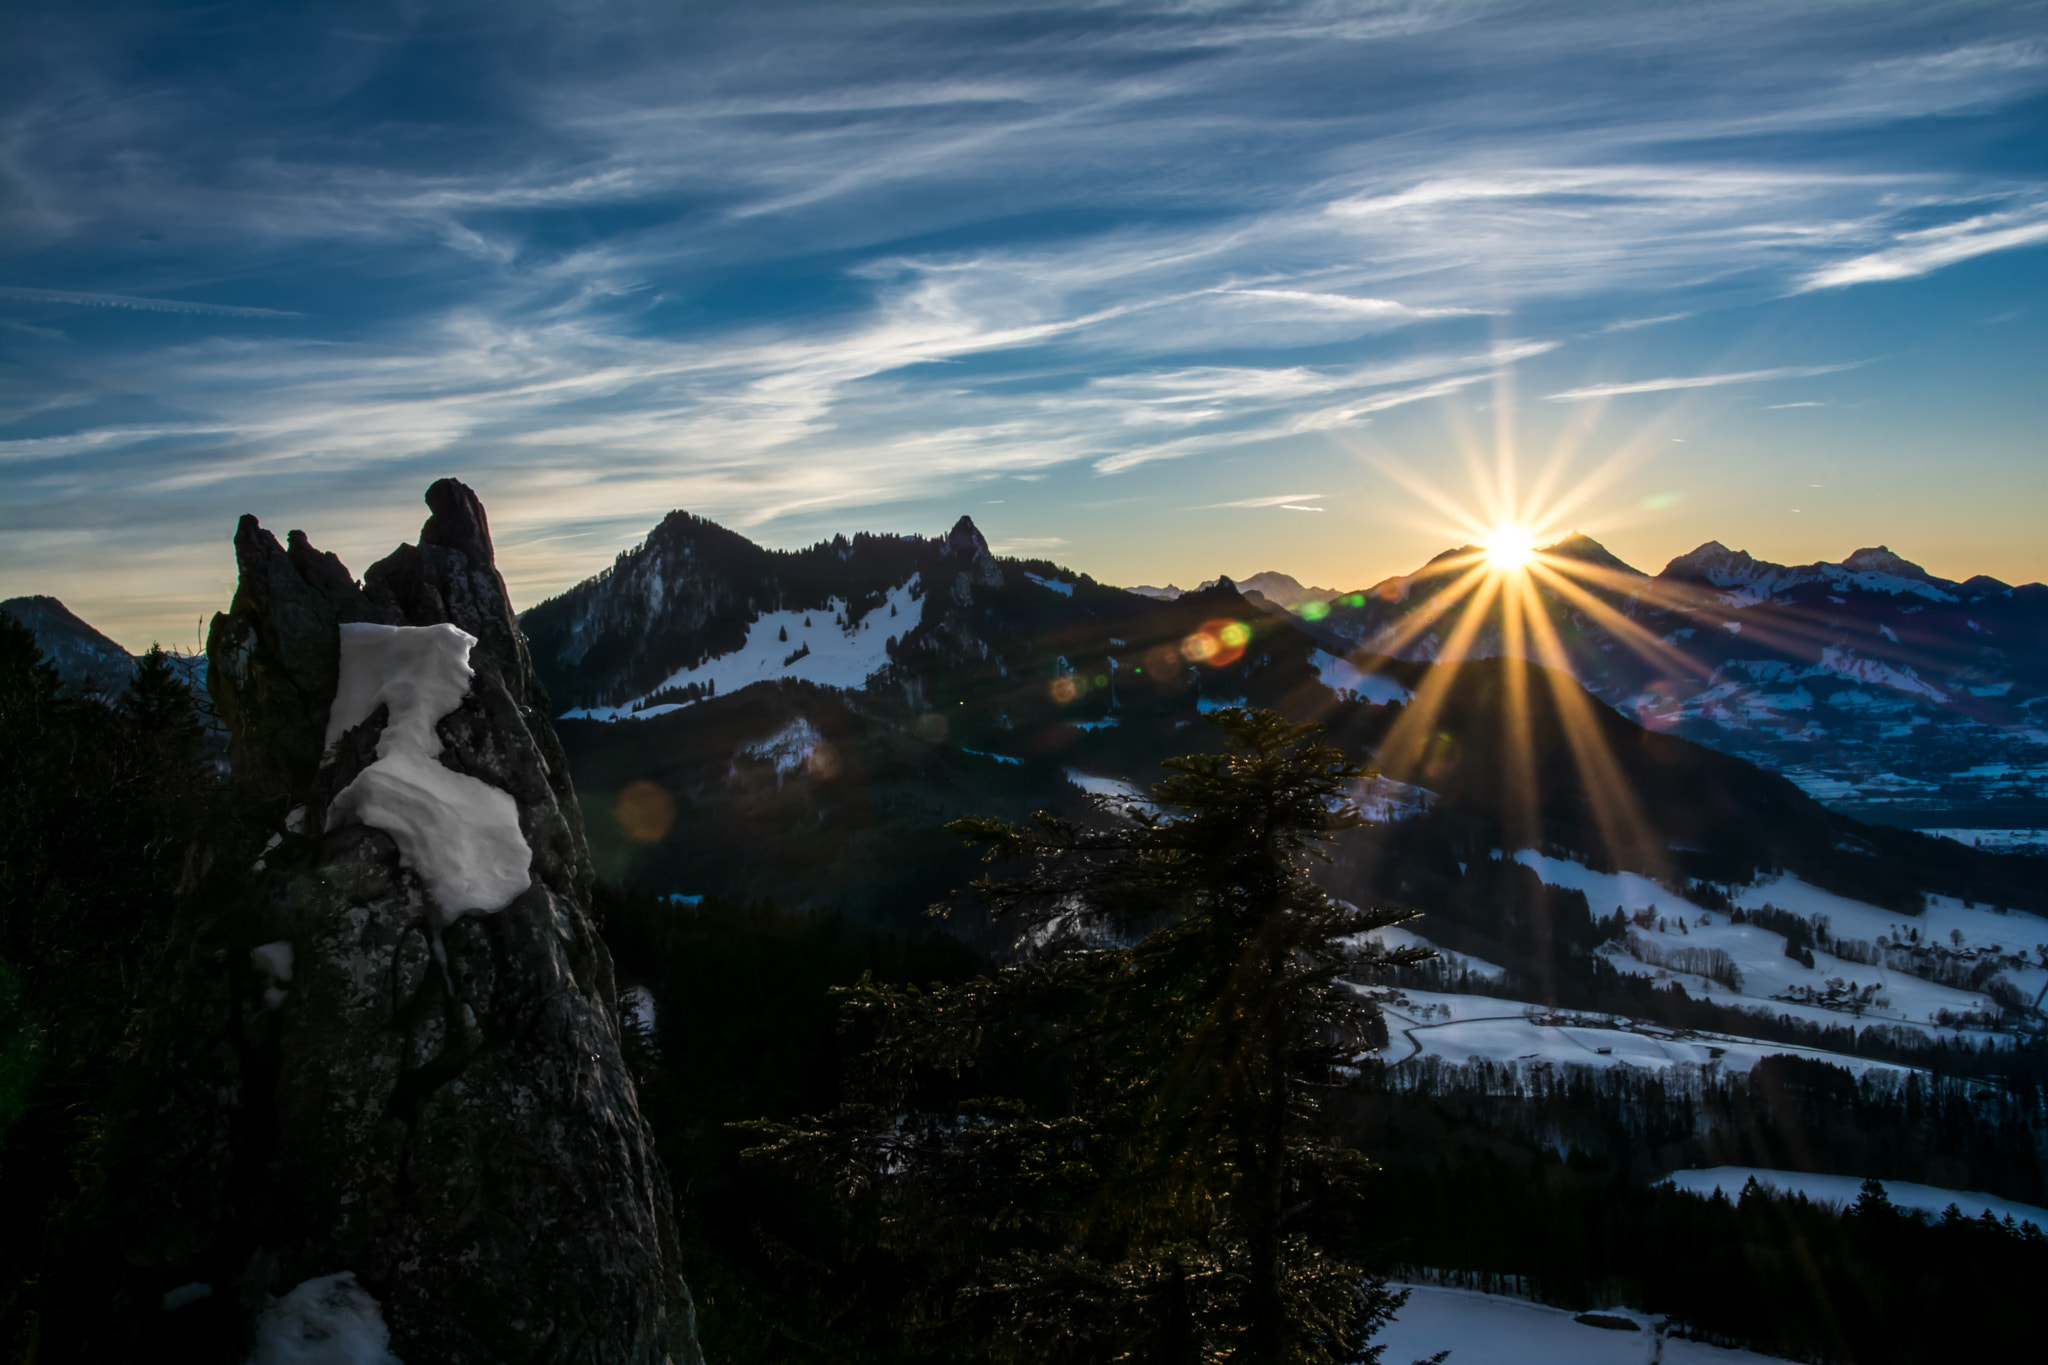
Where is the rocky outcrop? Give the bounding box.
[113,480,698,1363]
[940,514,1004,606]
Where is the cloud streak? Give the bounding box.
[2,1,2046,640]
[1543,364,1862,402]
[0,286,303,318]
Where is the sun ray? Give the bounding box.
[1497,569,1542,848]
[1518,589,1669,877]
[1373,573,1505,784]
[1356,558,1491,660]
[1526,558,1703,678]
[1360,450,1497,544]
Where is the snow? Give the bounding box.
[1350,774,1435,823]
[251,940,295,1009]
[565,577,921,720]
[743,717,823,780]
[162,1281,214,1311]
[1376,988,1913,1080]
[1815,646,1949,703]
[325,623,532,922]
[1025,571,1074,596]
[246,1272,403,1365]
[1311,649,1414,705]
[1595,928,2001,1033]
[1196,694,1248,712]
[1352,924,1507,981]
[1513,855,2022,1034]
[1513,851,1706,918]
[1733,874,2048,961]
[1070,719,1120,731]
[1066,769,1156,816]
[621,984,658,1035]
[1377,1282,1795,1365]
[961,747,1022,765]
[1661,1167,2047,1230]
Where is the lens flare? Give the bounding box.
[1322,365,1749,882]
[1481,525,1537,571]
[615,780,675,845]
[1184,619,1250,667]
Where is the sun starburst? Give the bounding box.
[1305,368,1750,878]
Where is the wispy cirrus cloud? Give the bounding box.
[1798,205,2048,291]
[1544,363,1862,402]
[0,286,302,318]
[4,1,2047,640]
[1189,492,1325,510]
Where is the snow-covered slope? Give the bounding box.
[1378,1283,1797,1365]
[1507,850,2041,1040]
[564,578,922,720]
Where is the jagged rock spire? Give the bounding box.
[119,481,700,1363]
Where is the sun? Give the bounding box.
[1481,524,1538,571]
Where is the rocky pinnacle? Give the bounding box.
[122,479,699,1362]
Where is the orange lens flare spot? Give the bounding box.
[1050,675,1080,703]
[1184,619,1248,667]
[615,780,676,845]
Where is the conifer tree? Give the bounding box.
[751,708,1429,1363]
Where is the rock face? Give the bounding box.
[119,480,698,1362]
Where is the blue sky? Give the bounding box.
[3,0,2045,647]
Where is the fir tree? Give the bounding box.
[751,708,1430,1363]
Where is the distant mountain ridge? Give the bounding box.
[0,594,135,697]
[1302,536,2048,820]
[1125,571,1337,612]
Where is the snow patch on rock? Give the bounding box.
[246,1272,403,1365]
[324,623,533,921]
[743,717,824,780]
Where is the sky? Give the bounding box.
[3,0,2045,650]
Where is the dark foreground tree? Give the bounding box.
[0,618,229,1354]
[751,708,1431,1363]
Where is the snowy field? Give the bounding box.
[1376,1283,1795,1365]
[1352,925,1507,983]
[1512,853,2044,1037]
[563,577,922,720]
[1660,1167,2048,1229]
[1371,989,1911,1081]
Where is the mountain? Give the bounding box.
[1120,570,1336,612]
[1302,537,2048,826]
[516,510,2045,931]
[0,594,135,697]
